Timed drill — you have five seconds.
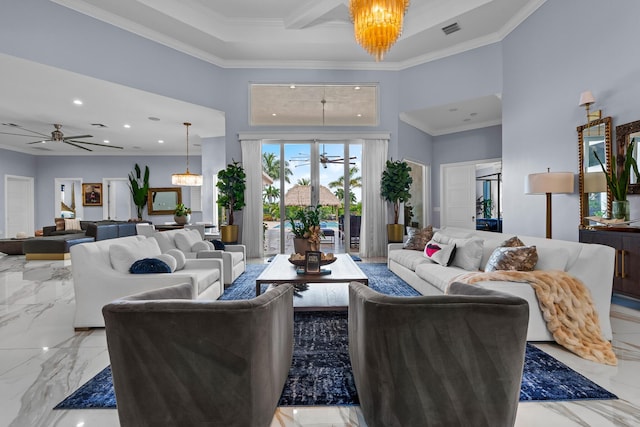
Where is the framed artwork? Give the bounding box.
[82,183,103,206]
[305,251,321,273]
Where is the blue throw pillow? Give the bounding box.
[212,239,226,250]
[130,258,172,274]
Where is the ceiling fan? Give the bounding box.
[291,144,357,169]
[0,123,123,151]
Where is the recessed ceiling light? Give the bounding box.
[73,99,83,105]
[290,85,296,89]
[42,347,49,351]
[357,113,362,117]
[103,140,110,144]
[272,113,277,116]
[123,124,131,128]
[158,140,164,144]
[148,116,160,121]
[354,86,361,90]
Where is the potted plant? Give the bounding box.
[381,159,413,242]
[288,205,323,253]
[174,203,191,225]
[594,139,640,220]
[216,160,246,243]
[128,163,150,220]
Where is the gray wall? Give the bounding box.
[502,0,640,240]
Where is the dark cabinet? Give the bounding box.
[579,229,640,299]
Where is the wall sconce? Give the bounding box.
[525,169,574,238]
[579,90,602,124]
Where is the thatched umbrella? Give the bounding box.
[284,184,340,206]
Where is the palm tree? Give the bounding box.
[262,152,293,183]
[297,177,311,186]
[263,185,280,203]
[328,165,361,202]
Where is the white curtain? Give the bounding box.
[241,139,264,259]
[360,138,389,257]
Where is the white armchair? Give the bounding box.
[197,244,246,285]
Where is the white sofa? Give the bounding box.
[387,227,615,341]
[71,235,224,328]
[153,228,246,285]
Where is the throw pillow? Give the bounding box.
[130,258,172,274]
[403,226,434,251]
[485,246,538,272]
[154,254,177,272]
[174,229,202,252]
[54,218,65,231]
[423,240,457,267]
[191,240,214,252]
[447,237,484,271]
[212,239,226,250]
[165,249,186,270]
[501,236,526,247]
[64,219,81,231]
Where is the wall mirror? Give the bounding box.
[147,187,182,215]
[403,159,430,229]
[577,116,612,228]
[616,120,640,193]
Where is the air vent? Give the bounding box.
[2,123,19,127]
[442,22,460,35]
[91,123,107,128]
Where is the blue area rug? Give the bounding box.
[55,263,617,409]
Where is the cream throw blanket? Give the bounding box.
[452,270,617,366]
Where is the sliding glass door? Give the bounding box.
[262,140,361,256]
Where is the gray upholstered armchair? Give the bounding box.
[348,281,529,427]
[102,282,294,427]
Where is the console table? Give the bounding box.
[579,228,640,299]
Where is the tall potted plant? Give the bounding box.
[381,159,413,242]
[594,140,640,220]
[128,163,149,220]
[216,160,246,243]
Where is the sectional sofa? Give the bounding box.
[388,227,615,341]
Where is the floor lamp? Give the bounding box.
[525,169,574,238]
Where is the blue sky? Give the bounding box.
[262,142,362,203]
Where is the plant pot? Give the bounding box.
[221,224,239,243]
[612,200,630,221]
[174,214,190,225]
[293,237,311,254]
[387,224,404,243]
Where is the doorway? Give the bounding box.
[103,178,131,220]
[262,140,362,255]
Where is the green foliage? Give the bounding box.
[288,205,322,238]
[381,159,413,224]
[594,140,640,201]
[216,160,247,226]
[128,163,150,219]
[480,199,493,218]
[174,203,191,216]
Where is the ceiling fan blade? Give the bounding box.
[64,140,92,151]
[1,125,49,138]
[0,131,49,138]
[68,140,124,149]
[27,139,51,144]
[63,134,93,140]
[295,162,310,167]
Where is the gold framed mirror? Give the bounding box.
[616,120,640,194]
[147,187,182,215]
[577,116,612,228]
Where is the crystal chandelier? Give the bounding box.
[171,122,203,186]
[349,0,410,61]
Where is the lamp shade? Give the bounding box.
[525,171,574,194]
[583,171,607,193]
[579,91,595,107]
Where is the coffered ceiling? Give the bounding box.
[0,0,545,155]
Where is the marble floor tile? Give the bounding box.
[0,254,639,426]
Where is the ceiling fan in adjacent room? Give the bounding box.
[0,123,123,151]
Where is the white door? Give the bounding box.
[441,162,476,229]
[5,175,34,238]
[104,178,131,220]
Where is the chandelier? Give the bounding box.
[349,0,410,61]
[171,122,203,186]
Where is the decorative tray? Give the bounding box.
[296,267,332,275]
[288,254,337,267]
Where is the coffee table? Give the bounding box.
[255,253,368,298]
